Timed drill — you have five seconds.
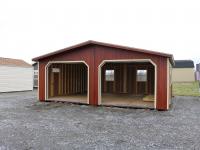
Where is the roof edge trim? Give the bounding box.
[32,40,174,64]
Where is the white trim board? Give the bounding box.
[37,62,39,100]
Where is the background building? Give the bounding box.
[195,63,200,81]
[172,60,195,82]
[0,57,33,92]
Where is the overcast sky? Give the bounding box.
[0,0,199,64]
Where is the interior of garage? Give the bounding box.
[101,62,155,108]
[47,63,88,104]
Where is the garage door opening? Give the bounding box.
[99,61,156,108]
[46,62,88,104]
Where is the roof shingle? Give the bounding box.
[0,57,32,68]
[174,60,194,68]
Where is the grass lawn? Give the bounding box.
[172,82,200,97]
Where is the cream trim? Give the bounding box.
[98,59,157,109]
[167,58,170,110]
[45,61,89,104]
[37,62,39,100]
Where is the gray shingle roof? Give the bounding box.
[174,60,194,68]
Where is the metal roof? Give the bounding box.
[32,40,174,64]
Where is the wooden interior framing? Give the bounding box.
[48,63,88,99]
[101,62,155,95]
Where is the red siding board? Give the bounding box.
[156,57,168,110]
[39,61,47,101]
[38,44,169,110]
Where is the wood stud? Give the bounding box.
[102,62,155,95]
[48,63,88,97]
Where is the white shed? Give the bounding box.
[0,57,33,92]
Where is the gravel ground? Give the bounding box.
[0,91,200,150]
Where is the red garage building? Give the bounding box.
[32,40,174,110]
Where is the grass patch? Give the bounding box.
[172,82,200,97]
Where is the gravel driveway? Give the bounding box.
[0,90,200,150]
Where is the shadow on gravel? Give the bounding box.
[25,102,65,110]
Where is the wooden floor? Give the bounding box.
[48,94,88,104]
[101,94,154,108]
[47,93,154,108]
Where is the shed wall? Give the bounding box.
[172,68,195,82]
[0,66,33,92]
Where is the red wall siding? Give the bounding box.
[38,44,169,110]
[39,61,46,101]
[156,57,168,110]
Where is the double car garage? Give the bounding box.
[33,41,173,110]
